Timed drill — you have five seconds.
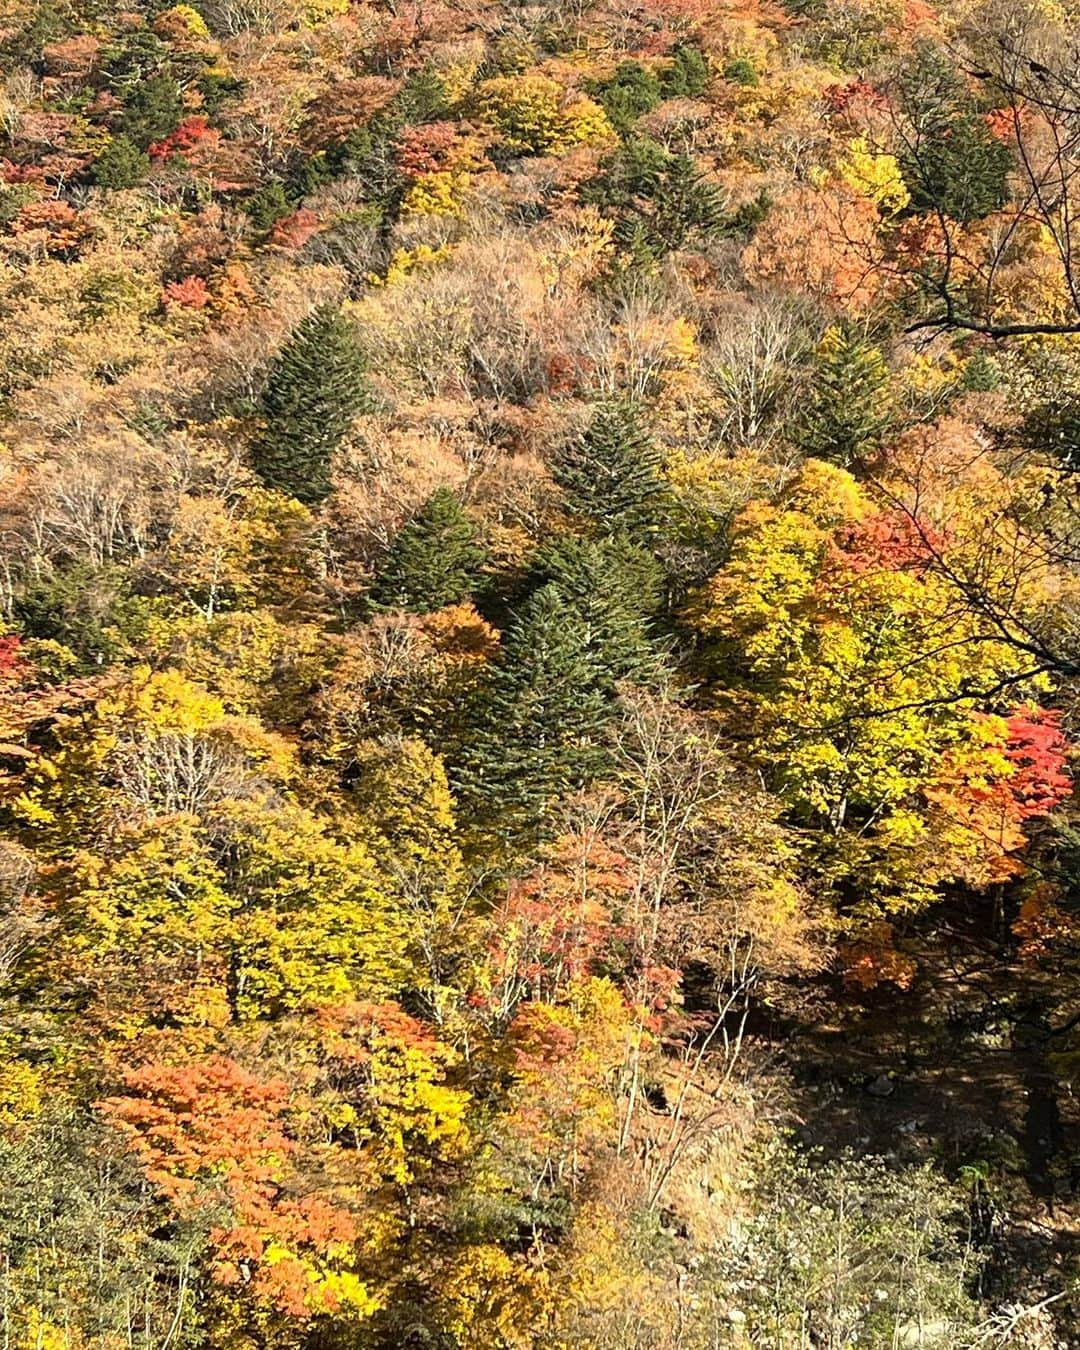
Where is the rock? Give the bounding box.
[867,1073,895,1098]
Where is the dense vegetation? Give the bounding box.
[2,0,1080,1343]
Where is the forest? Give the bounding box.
[2,0,1080,1343]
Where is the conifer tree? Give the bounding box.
[91,135,150,189]
[799,325,893,466]
[897,45,1013,224]
[662,43,709,97]
[120,72,183,148]
[651,153,727,251]
[528,534,663,686]
[250,304,373,506]
[552,402,669,535]
[370,488,487,613]
[454,584,611,845]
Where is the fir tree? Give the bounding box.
[662,44,710,98]
[120,72,183,148]
[370,488,487,613]
[552,401,669,535]
[528,534,663,686]
[397,65,451,122]
[250,304,373,506]
[90,135,150,189]
[245,180,294,234]
[595,61,662,135]
[897,44,1013,224]
[799,325,893,466]
[651,153,727,252]
[454,585,611,846]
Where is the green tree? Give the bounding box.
[90,135,150,189]
[721,1150,982,1345]
[527,534,663,687]
[798,325,893,466]
[650,153,727,252]
[583,137,729,257]
[552,402,669,535]
[898,44,1013,223]
[15,562,156,670]
[0,1104,205,1350]
[370,488,487,613]
[245,180,294,233]
[250,304,373,506]
[120,72,183,149]
[662,44,709,97]
[593,62,662,135]
[455,585,611,847]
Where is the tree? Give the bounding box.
[370,488,487,614]
[687,458,1059,918]
[896,42,1013,225]
[591,62,661,136]
[662,44,709,98]
[348,736,471,1021]
[798,324,893,466]
[0,1104,204,1350]
[551,402,669,537]
[719,1150,983,1345]
[90,134,150,188]
[582,136,732,260]
[250,304,373,506]
[120,72,184,149]
[526,533,662,687]
[99,1055,378,1322]
[454,585,611,848]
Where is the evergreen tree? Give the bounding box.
[897,44,1013,224]
[552,401,670,534]
[528,533,663,686]
[662,44,710,97]
[370,488,487,613]
[397,65,451,122]
[250,304,373,506]
[454,585,611,846]
[120,72,183,148]
[595,61,662,135]
[651,153,727,252]
[245,180,294,233]
[799,325,893,466]
[90,135,150,189]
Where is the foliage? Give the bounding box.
[551,401,670,536]
[798,324,894,465]
[719,1148,983,1345]
[251,304,373,506]
[454,584,612,848]
[896,43,1013,223]
[2,0,1079,1340]
[370,487,487,614]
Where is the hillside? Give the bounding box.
[2,0,1080,1344]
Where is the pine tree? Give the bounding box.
[799,325,893,466]
[552,401,669,535]
[454,584,611,846]
[528,534,663,687]
[250,304,373,506]
[370,488,487,613]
